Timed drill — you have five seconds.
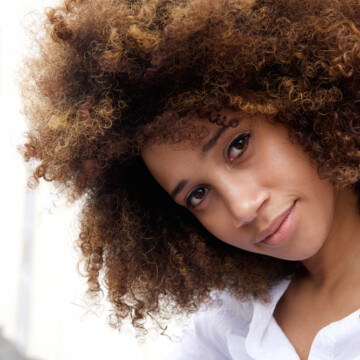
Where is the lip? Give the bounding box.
[256,202,296,246]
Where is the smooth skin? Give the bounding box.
[142,110,360,359]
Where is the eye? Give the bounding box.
[185,186,209,208]
[227,133,250,163]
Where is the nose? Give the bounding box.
[216,173,269,228]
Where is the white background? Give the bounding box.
[0,0,182,359]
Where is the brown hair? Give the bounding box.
[21,0,360,334]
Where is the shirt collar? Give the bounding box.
[245,280,291,358]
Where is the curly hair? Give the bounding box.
[21,0,360,334]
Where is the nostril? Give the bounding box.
[227,192,269,228]
[230,209,257,228]
[218,178,269,229]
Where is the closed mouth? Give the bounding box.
[256,202,296,245]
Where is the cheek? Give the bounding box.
[195,207,254,251]
[194,206,232,240]
[266,139,326,199]
[195,206,229,239]
[287,151,335,205]
[300,180,336,236]
[279,155,337,243]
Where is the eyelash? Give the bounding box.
[185,186,209,208]
[227,133,251,163]
[185,133,251,209]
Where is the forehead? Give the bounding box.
[141,135,205,197]
[139,108,252,150]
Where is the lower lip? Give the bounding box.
[262,203,296,246]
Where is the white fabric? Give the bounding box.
[167,280,360,359]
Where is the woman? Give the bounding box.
[22,0,360,358]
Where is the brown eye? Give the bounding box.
[227,133,250,163]
[186,186,209,208]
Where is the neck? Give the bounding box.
[300,188,360,290]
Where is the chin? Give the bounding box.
[275,245,325,262]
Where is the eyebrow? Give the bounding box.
[170,125,231,200]
[201,126,229,153]
[170,179,188,199]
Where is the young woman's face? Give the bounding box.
[142,110,338,261]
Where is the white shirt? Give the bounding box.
[167,280,360,359]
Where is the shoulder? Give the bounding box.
[164,280,291,360]
[194,291,254,337]
[164,292,255,360]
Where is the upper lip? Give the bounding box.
[255,203,295,243]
